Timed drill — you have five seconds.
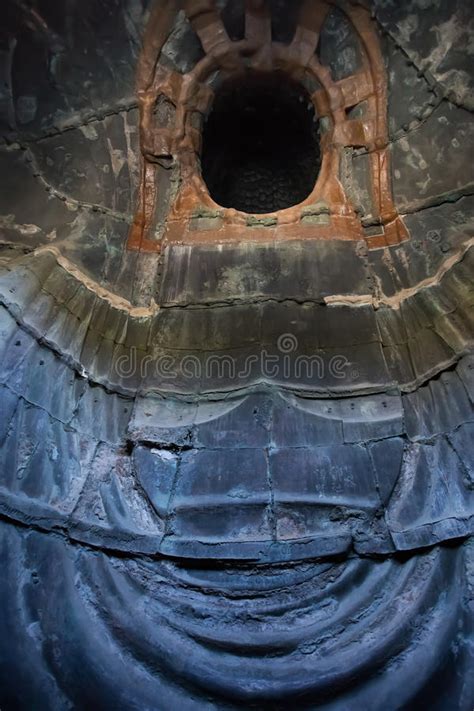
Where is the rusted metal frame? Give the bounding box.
[243,16,347,222]
[163,3,249,217]
[131,0,365,249]
[133,72,182,251]
[314,1,383,228]
[304,54,357,220]
[166,53,222,219]
[136,0,179,92]
[284,1,369,224]
[129,1,224,252]
[314,71,373,118]
[159,32,361,241]
[129,0,407,253]
[342,3,408,245]
[287,0,331,68]
[128,0,180,252]
[184,0,242,70]
[163,39,362,240]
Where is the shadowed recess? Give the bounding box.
[201,71,321,214]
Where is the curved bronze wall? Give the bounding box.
[0,1,473,708]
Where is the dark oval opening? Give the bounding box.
[201,72,321,215]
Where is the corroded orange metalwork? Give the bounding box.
[128,0,409,253]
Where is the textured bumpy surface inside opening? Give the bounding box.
[201,72,321,214]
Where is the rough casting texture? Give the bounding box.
[201,72,322,214]
[0,0,473,709]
